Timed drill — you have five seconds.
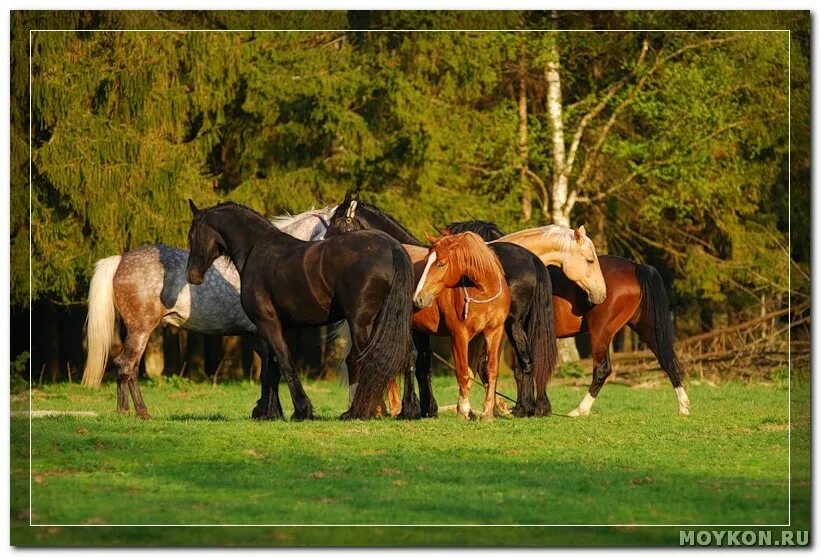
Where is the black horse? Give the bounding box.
[186,200,415,420]
[328,194,558,417]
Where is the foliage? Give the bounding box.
[10,351,30,394]
[11,12,808,337]
[12,375,806,544]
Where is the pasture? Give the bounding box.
[11,372,809,546]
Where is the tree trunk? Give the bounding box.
[518,45,532,223]
[143,327,164,378]
[545,57,572,227]
[544,46,580,363]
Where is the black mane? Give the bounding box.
[333,197,422,245]
[444,219,506,242]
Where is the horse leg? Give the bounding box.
[413,332,438,418]
[113,329,153,420]
[479,327,504,421]
[451,332,474,420]
[469,336,509,416]
[397,353,422,420]
[630,320,690,415]
[256,318,314,421]
[568,326,616,417]
[251,340,284,420]
[506,320,536,417]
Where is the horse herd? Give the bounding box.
[80,192,690,421]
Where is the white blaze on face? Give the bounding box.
[413,251,438,301]
[345,200,358,218]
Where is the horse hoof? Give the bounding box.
[136,409,151,420]
[535,406,552,418]
[398,406,422,420]
[478,412,495,422]
[679,407,691,416]
[291,411,314,422]
[567,407,588,418]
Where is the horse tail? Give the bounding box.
[81,255,122,388]
[529,260,558,390]
[635,264,683,385]
[348,245,415,416]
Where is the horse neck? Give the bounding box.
[205,207,292,273]
[456,249,502,297]
[365,211,422,246]
[498,229,567,266]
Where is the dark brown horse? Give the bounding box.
[448,220,690,416]
[186,200,416,420]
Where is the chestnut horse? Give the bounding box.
[449,220,690,416]
[412,232,511,420]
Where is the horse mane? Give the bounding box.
[444,220,506,241]
[499,225,580,253]
[271,205,335,228]
[337,198,422,245]
[438,231,504,282]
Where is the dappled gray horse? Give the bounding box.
[81,206,337,419]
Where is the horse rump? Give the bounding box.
[343,245,415,419]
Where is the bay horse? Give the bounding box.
[448,220,690,416]
[413,231,511,420]
[81,205,337,419]
[186,200,415,420]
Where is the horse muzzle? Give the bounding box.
[588,289,607,305]
[186,268,204,285]
[413,293,435,309]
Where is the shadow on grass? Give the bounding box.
[167,413,231,422]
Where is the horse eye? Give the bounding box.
[437,261,446,268]
[586,258,594,264]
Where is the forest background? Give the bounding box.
[9,10,810,386]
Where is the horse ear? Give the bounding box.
[343,190,352,204]
[425,232,439,245]
[188,199,199,215]
[575,225,587,244]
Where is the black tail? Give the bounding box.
[348,245,415,417]
[635,264,683,385]
[529,259,558,394]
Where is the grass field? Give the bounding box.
[11,372,810,546]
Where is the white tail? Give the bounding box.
[81,255,121,388]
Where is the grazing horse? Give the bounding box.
[81,205,337,419]
[413,232,511,420]
[450,220,690,416]
[186,200,415,420]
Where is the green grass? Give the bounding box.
[11,372,809,546]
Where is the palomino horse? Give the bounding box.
[186,201,415,420]
[81,205,337,419]
[413,232,511,420]
[450,220,690,416]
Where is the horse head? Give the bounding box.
[558,225,607,304]
[185,200,225,285]
[413,231,502,308]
